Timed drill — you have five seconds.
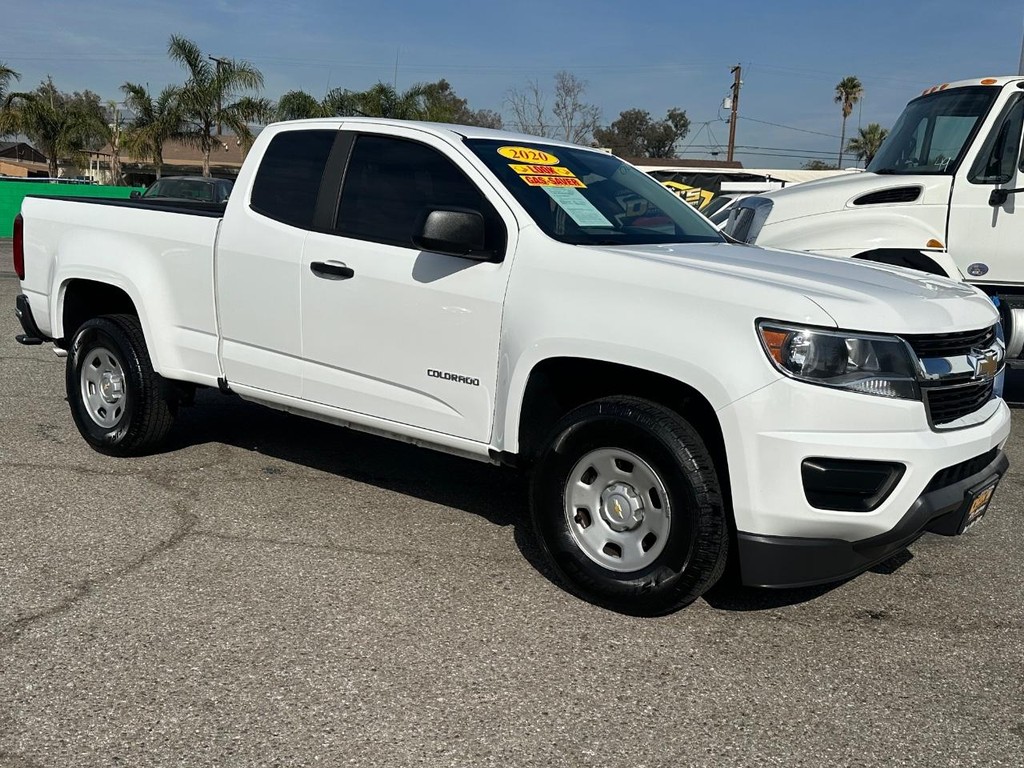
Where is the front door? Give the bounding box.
[299,126,517,443]
[947,90,1024,286]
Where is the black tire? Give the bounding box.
[530,397,728,615]
[66,314,176,456]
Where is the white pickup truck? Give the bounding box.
[12,118,1011,614]
[725,76,1024,360]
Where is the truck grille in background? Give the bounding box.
[901,326,997,358]
[924,379,995,426]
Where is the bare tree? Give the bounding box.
[506,71,600,144]
[506,78,548,138]
[552,72,600,145]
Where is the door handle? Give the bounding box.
[310,260,355,280]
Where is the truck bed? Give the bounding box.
[18,194,224,387]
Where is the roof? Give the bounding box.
[265,117,598,149]
[916,76,1024,96]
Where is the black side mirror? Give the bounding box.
[129,190,141,199]
[989,187,1024,206]
[413,208,493,261]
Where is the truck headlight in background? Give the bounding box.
[757,322,919,400]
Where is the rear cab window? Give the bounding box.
[250,130,338,228]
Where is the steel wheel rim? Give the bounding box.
[563,447,672,573]
[80,345,128,429]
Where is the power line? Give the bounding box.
[739,115,840,139]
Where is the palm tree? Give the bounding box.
[834,76,863,167]
[100,101,127,185]
[846,123,889,167]
[121,82,182,180]
[276,90,329,120]
[167,35,265,177]
[345,82,427,120]
[0,62,21,136]
[7,77,106,178]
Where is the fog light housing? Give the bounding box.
[801,458,906,512]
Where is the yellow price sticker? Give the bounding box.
[508,164,576,177]
[498,145,560,165]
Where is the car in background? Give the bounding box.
[131,176,234,204]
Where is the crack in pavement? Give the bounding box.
[0,504,199,649]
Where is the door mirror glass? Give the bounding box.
[413,208,489,259]
[129,190,141,199]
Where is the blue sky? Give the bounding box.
[6,0,1024,168]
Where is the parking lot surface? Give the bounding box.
[1,271,1022,767]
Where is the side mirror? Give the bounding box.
[129,190,141,199]
[413,208,493,261]
[989,187,1024,206]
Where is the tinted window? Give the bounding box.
[336,134,505,257]
[251,130,337,228]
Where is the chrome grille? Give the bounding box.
[923,379,995,426]
[901,326,997,358]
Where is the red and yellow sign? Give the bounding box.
[498,145,560,165]
[521,175,586,188]
[508,164,576,177]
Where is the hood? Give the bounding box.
[758,172,951,225]
[588,241,997,334]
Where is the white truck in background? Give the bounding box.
[12,118,1011,614]
[725,76,1024,361]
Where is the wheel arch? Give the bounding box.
[852,248,961,278]
[511,356,731,506]
[59,278,139,342]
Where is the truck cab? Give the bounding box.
[726,76,1024,359]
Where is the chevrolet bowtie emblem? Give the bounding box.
[971,348,1000,379]
[612,499,623,518]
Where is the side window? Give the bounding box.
[968,94,1024,185]
[250,130,337,228]
[335,134,506,257]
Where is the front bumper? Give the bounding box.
[737,448,1007,588]
[717,376,1011,588]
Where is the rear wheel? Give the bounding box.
[66,314,176,456]
[530,397,728,615]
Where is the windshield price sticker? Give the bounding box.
[497,145,560,165]
[521,175,586,188]
[543,187,612,227]
[508,164,576,177]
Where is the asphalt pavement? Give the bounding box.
[1,270,1022,767]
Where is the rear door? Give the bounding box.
[299,125,517,442]
[216,128,339,397]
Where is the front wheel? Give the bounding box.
[66,314,176,456]
[530,397,728,615]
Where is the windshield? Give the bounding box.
[464,139,723,246]
[868,87,999,175]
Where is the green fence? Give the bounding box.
[0,180,144,237]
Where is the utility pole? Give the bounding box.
[727,64,742,163]
[1018,22,1024,75]
[208,55,228,136]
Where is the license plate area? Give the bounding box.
[961,478,999,533]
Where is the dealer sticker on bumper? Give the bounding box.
[963,480,998,532]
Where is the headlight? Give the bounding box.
[757,321,919,400]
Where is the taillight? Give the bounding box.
[13,213,25,280]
